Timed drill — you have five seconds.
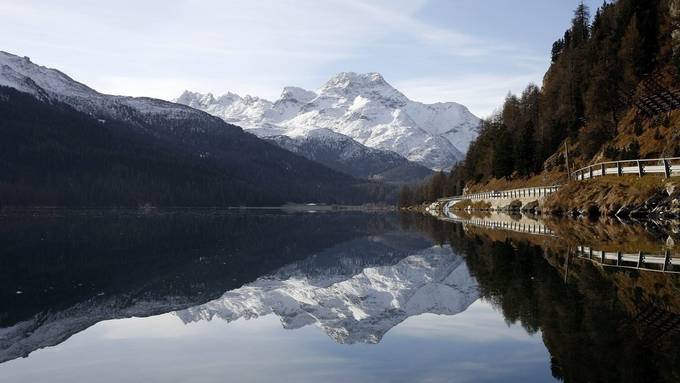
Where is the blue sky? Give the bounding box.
[0,0,601,117]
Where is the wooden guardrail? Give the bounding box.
[439,216,556,236]
[570,157,680,181]
[436,156,678,205]
[575,245,678,274]
[438,185,561,203]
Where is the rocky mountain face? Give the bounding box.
[266,128,432,183]
[176,72,480,170]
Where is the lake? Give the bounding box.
[1,209,679,382]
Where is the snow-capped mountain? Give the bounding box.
[267,128,432,183]
[176,72,480,170]
[0,51,387,205]
[176,245,479,344]
[0,51,216,128]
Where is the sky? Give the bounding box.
[0,302,555,383]
[0,0,601,117]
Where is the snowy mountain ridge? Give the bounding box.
[266,128,432,183]
[176,72,481,170]
[175,245,480,344]
[0,51,218,128]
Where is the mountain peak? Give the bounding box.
[0,50,96,99]
[0,51,34,66]
[177,71,480,170]
[216,91,241,103]
[279,86,316,103]
[321,72,388,92]
[176,90,216,108]
[318,71,409,109]
[329,71,385,83]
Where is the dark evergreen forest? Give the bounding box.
[0,87,389,206]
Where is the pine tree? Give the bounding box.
[571,3,591,47]
[502,93,522,130]
[514,121,536,176]
[551,39,565,62]
[492,125,514,178]
[520,84,540,126]
[618,15,644,87]
[427,170,446,202]
[398,185,413,207]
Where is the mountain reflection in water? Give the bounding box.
[177,240,478,344]
[1,209,680,382]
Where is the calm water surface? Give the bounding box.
[1,210,679,382]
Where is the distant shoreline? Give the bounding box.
[0,204,396,215]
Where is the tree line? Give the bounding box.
[401,0,677,207]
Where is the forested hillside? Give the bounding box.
[401,0,680,206]
[0,87,387,206]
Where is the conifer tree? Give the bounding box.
[571,3,591,47]
[619,15,644,87]
[398,185,413,207]
[514,121,536,176]
[427,170,446,201]
[492,126,514,178]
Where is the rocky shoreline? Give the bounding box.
[406,178,680,221]
[543,179,680,220]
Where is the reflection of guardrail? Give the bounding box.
[575,245,678,274]
[571,157,680,181]
[438,217,679,274]
[440,216,556,237]
[438,185,561,203]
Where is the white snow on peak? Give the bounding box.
[175,245,479,344]
[318,72,406,104]
[0,52,95,99]
[0,51,211,124]
[176,72,480,170]
[175,90,217,109]
[280,86,317,103]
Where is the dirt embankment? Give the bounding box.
[543,176,680,219]
[422,176,680,221]
[465,170,566,194]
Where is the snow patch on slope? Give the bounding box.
[0,51,215,126]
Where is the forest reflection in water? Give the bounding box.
[0,209,679,382]
[411,211,680,382]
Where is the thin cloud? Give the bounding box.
[395,71,546,118]
[0,0,556,108]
